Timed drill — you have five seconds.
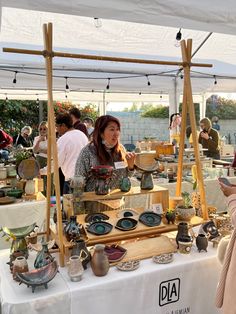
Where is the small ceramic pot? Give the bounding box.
[91,244,109,276]
[176,222,189,248]
[25,179,36,195]
[178,236,193,254]
[12,256,29,281]
[165,211,176,224]
[176,206,195,222]
[140,172,154,190]
[196,234,208,252]
[67,255,84,282]
[64,216,81,242]
[0,167,7,179]
[71,239,91,269]
[119,177,131,192]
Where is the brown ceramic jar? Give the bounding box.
[91,244,109,276]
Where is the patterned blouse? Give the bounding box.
[74,143,134,192]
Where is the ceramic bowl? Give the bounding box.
[153,253,174,264]
[139,212,162,227]
[116,260,140,271]
[16,260,58,293]
[176,206,195,221]
[85,212,110,223]
[2,222,37,238]
[0,196,16,205]
[7,189,23,198]
[104,245,127,263]
[115,217,138,231]
[86,221,113,235]
[117,208,139,218]
[91,165,113,179]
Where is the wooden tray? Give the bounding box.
[112,236,176,265]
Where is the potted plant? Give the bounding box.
[165,208,176,224]
[176,191,196,221]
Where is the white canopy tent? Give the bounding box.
[0,4,236,115]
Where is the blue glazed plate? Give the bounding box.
[139,212,162,227]
[87,221,113,235]
[115,218,138,231]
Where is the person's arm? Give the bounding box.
[207,130,219,151]
[57,137,67,169]
[219,182,236,226]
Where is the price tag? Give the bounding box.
[114,161,126,169]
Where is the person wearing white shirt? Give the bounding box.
[56,113,88,194]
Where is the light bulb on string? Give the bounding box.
[65,77,70,92]
[175,28,182,47]
[146,75,151,86]
[5,94,8,103]
[12,71,17,84]
[106,78,110,90]
[214,75,217,85]
[91,89,94,93]
[139,92,142,95]
[65,92,68,99]
[94,18,102,28]
[180,74,184,79]
[36,95,39,104]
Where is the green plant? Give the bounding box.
[13,149,33,166]
[181,192,192,208]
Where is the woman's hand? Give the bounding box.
[125,152,136,170]
[200,131,209,140]
[219,182,236,197]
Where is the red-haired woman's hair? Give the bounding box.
[92,115,125,164]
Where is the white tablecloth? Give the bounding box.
[0,200,46,249]
[0,243,221,314]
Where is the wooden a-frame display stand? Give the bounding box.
[3,23,211,266]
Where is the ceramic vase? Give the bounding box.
[12,256,29,281]
[176,206,195,222]
[64,216,81,242]
[178,237,193,254]
[71,239,91,269]
[0,167,7,179]
[176,222,189,248]
[140,172,154,190]
[34,243,54,269]
[196,234,208,252]
[91,244,109,276]
[67,255,84,282]
[25,179,36,195]
[119,177,131,192]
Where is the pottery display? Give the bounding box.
[34,243,54,269]
[115,217,138,231]
[91,244,109,276]
[176,206,195,221]
[116,260,140,271]
[176,222,189,248]
[139,212,162,227]
[178,236,193,254]
[18,159,40,180]
[71,239,91,269]
[2,222,36,258]
[64,216,81,242]
[117,208,139,218]
[91,165,113,195]
[140,172,154,190]
[12,256,29,281]
[67,255,84,282]
[16,260,58,293]
[196,234,208,252]
[7,189,23,198]
[153,253,174,264]
[85,212,109,223]
[119,176,131,192]
[86,221,113,236]
[104,245,127,263]
[165,210,176,224]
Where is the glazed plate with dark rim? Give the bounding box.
[139,212,162,227]
[115,217,138,231]
[117,208,139,218]
[86,221,113,235]
[104,244,127,263]
[85,212,110,223]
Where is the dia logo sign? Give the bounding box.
[159,278,180,306]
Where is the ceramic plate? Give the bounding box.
[104,245,127,263]
[117,209,139,218]
[85,212,110,223]
[115,217,138,231]
[86,221,113,235]
[0,196,16,205]
[139,212,162,227]
[116,260,140,271]
[153,253,174,264]
[18,159,40,180]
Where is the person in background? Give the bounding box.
[13,126,33,148]
[198,117,220,159]
[212,116,220,131]
[69,107,88,137]
[83,117,94,139]
[0,129,13,161]
[215,182,236,313]
[75,115,135,192]
[56,112,88,194]
[33,121,48,168]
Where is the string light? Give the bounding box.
[65,77,70,92]
[180,74,184,79]
[94,18,102,28]
[91,89,94,93]
[214,75,217,85]
[139,92,142,95]
[175,28,182,47]
[146,75,151,86]
[12,71,17,84]
[5,94,8,102]
[36,94,39,104]
[106,78,110,90]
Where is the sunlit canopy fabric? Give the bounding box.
[0,4,236,97]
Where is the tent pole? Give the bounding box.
[46,108,52,241]
[43,23,65,266]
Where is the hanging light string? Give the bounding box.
[146,75,151,86]
[12,71,17,84]
[65,76,70,92]
[106,78,110,90]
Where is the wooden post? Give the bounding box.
[43,23,65,266]
[46,113,52,240]
[180,39,208,220]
